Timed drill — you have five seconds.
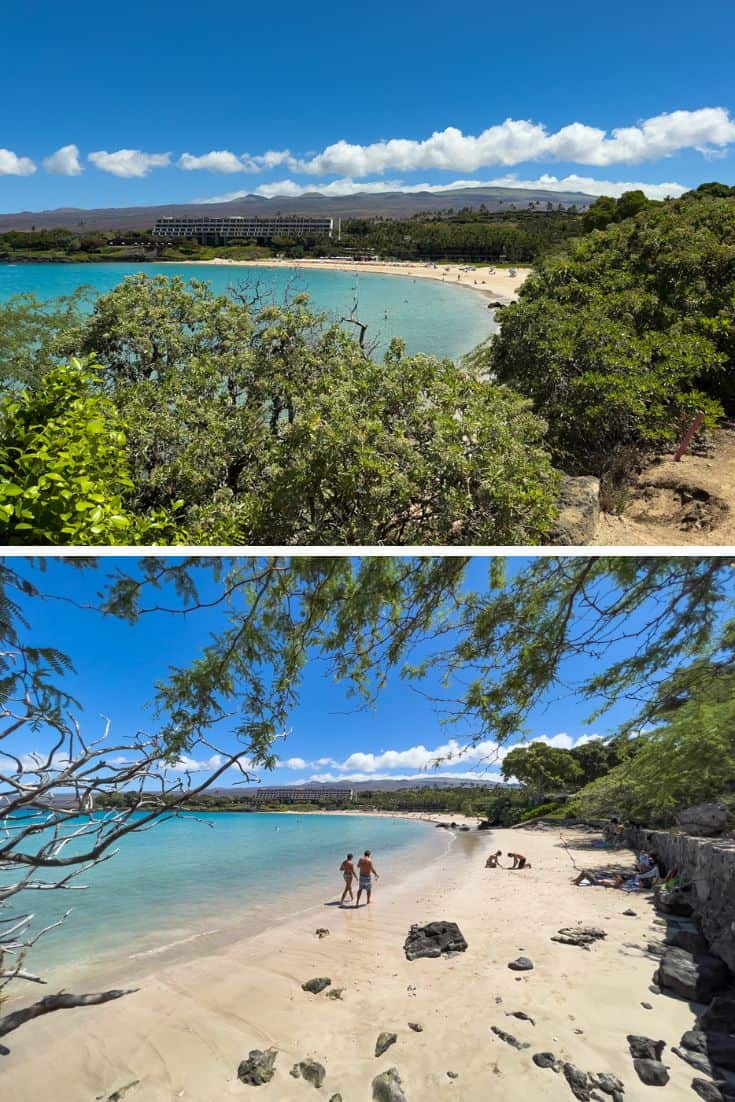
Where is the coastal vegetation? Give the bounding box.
[478,183,735,495]
[1,185,734,542]
[0,276,559,546]
[2,555,735,1043]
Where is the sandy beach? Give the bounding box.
[2,821,704,1101]
[184,257,532,304]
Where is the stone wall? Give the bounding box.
[626,826,735,971]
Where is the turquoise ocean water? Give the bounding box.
[0,262,496,360]
[10,812,442,984]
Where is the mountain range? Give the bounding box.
[0,186,596,231]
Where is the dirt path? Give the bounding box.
[593,422,735,546]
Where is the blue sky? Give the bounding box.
[5,556,727,789]
[1,0,734,213]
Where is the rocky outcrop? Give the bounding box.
[677,804,734,837]
[237,1048,278,1086]
[403,921,467,961]
[491,1025,529,1050]
[549,475,600,545]
[551,927,606,949]
[372,1067,407,1102]
[657,947,731,1002]
[302,976,332,994]
[375,1032,397,1057]
[626,825,735,972]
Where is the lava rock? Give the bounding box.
[404,921,468,960]
[491,1025,530,1050]
[326,988,345,1000]
[533,1052,559,1070]
[375,1032,397,1058]
[408,1022,423,1032]
[665,927,709,954]
[623,909,636,917]
[682,1029,735,1072]
[550,475,600,545]
[372,1066,407,1102]
[328,1095,343,1102]
[508,956,534,971]
[552,927,606,949]
[447,1070,458,1078]
[315,928,329,938]
[677,802,734,837]
[700,992,735,1033]
[673,1045,714,1076]
[302,976,332,994]
[506,1010,535,1025]
[563,1062,592,1100]
[589,1072,625,1095]
[655,886,694,917]
[237,1048,278,1086]
[298,1060,326,1089]
[633,1058,669,1086]
[627,1035,666,1062]
[657,948,731,1002]
[691,1079,735,1102]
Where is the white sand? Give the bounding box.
[183,257,531,303]
[3,823,701,1100]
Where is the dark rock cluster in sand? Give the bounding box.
[403,921,467,961]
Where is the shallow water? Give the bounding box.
[0,262,496,360]
[5,811,441,984]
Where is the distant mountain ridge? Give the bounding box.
[0,186,597,231]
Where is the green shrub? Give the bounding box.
[478,193,735,485]
[0,357,185,545]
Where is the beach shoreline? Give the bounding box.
[180,256,531,305]
[2,823,703,1101]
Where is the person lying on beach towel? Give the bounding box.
[573,864,660,891]
[507,852,531,869]
[485,850,503,868]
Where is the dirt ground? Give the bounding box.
[593,422,735,546]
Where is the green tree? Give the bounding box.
[569,670,735,825]
[62,275,559,545]
[480,192,735,487]
[0,358,184,545]
[501,742,582,803]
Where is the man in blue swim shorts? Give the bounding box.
[356,849,379,906]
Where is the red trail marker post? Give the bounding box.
[673,410,705,462]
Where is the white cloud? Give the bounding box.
[43,144,82,176]
[282,108,735,175]
[281,756,307,770]
[179,150,245,173]
[168,753,223,773]
[303,770,504,784]
[299,732,602,779]
[0,148,36,176]
[195,173,686,205]
[88,148,171,178]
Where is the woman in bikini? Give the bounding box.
[339,853,356,906]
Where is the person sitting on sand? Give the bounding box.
[356,850,379,906]
[485,850,503,868]
[339,853,356,906]
[507,852,531,869]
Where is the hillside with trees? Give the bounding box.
[477,184,735,497]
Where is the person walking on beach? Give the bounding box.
[339,853,356,905]
[356,850,379,906]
